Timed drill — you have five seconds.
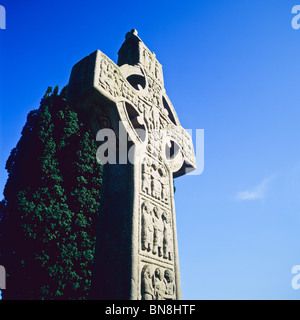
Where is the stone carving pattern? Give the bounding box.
[97,54,197,168]
[95,48,195,300]
[141,200,173,261]
[141,265,176,300]
[141,157,170,206]
[68,30,197,300]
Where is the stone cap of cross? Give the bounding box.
[68,30,196,178]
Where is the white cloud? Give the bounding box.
[235,177,272,201]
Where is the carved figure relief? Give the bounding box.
[164,269,176,300]
[141,265,154,300]
[141,201,154,252]
[153,206,164,257]
[151,180,162,201]
[141,159,170,206]
[140,200,173,261]
[153,268,164,300]
[152,106,160,130]
[140,265,175,300]
[160,168,170,204]
[141,158,152,196]
[163,211,173,261]
[154,166,169,204]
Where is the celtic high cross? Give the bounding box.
[68,29,196,300]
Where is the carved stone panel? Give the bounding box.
[140,198,173,262]
[140,263,176,300]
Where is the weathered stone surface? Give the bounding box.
[68,29,196,300]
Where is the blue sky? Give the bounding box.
[1,0,300,299]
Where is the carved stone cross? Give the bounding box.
[68,30,196,300]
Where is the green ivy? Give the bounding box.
[0,86,103,299]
